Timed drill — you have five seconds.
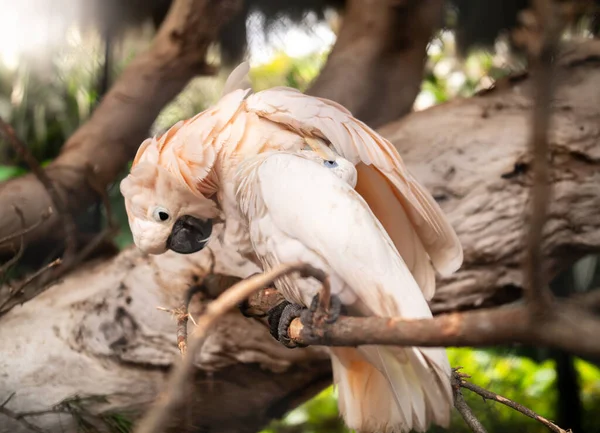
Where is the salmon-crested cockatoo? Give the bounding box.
[120,62,463,433]
[235,148,454,432]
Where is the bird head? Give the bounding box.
[120,162,220,255]
[300,138,357,187]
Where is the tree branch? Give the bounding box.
[522,0,563,314]
[133,262,327,433]
[0,117,78,259]
[379,39,600,314]
[458,374,569,433]
[289,303,600,359]
[306,0,443,127]
[0,258,61,313]
[452,371,488,433]
[239,282,600,360]
[0,406,49,433]
[0,0,243,255]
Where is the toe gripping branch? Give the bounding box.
[271,272,343,348]
[237,265,342,348]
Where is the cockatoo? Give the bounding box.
[235,148,453,432]
[120,62,464,433]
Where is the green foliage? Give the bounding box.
[0,51,100,166]
[261,387,351,433]
[260,348,600,433]
[416,31,519,110]
[0,164,26,181]
[49,394,134,433]
[250,51,328,93]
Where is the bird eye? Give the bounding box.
[323,160,338,168]
[152,207,170,223]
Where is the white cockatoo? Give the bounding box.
[235,148,453,432]
[120,62,464,433]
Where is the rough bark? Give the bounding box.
[2,39,600,433]
[306,0,444,128]
[0,229,331,433]
[0,0,242,256]
[379,39,600,313]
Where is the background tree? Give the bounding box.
[1,0,600,432]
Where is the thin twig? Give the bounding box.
[0,228,116,318]
[0,116,78,258]
[0,208,51,247]
[85,163,116,231]
[458,373,569,433]
[14,258,61,291]
[0,258,61,313]
[452,371,488,433]
[523,0,562,314]
[177,285,208,355]
[59,228,115,272]
[0,392,15,408]
[0,208,27,276]
[157,302,196,356]
[0,406,49,433]
[133,262,318,433]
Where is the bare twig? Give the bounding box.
[0,117,77,259]
[14,258,61,291]
[0,0,242,256]
[157,299,197,356]
[237,274,576,432]
[133,262,320,433]
[452,371,488,433]
[0,392,15,408]
[85,163,117,231]
[0,406,49,433]
[0,208,27,276]
[0,208,50,247]
[521,0,562,314]
[0,258,61,313]
[158,270,243,356]
[0,227,116,318]
[459,377,569,433]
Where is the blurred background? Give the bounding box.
[0,1,599,432]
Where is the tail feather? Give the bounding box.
[331,345,452,433]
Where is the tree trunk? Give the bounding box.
[0,0,243,256]
[381,39,600,313]
[2,40,600,433]
[306,0,444,128]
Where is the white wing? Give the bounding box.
[235,152,453,430]
[244,87,463,282]
[236,151,433,320]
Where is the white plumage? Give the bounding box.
[235,150,453,433]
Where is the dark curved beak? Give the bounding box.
[166,215,213,254]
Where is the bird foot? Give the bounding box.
[266,293,343,349]
[266,301,306,348]
[301,292,343,329]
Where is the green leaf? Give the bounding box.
[0,165,27,181]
